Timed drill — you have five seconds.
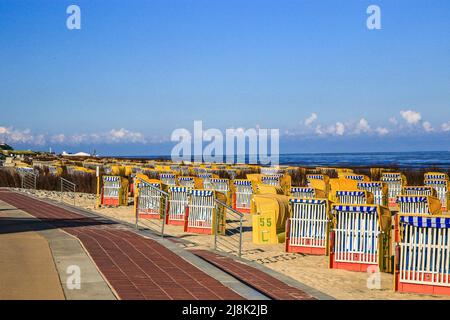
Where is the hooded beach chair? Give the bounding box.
[394,214,450,296]
[329,204,392,272]
[396,195,442,215]
[357,181,388,206]
[286,198,332,255]
[166,186,191,225]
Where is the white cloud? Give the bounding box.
[375,127,389,136]
[0,125,151,146]
[0,126,46,145]
[441,121,450,132]
[108,128,146,143]
[304,113,318,127]
[400,110,422,125]
[315,122,345,136]
[422,121,434,132]
[354,118,371,134]
[335,122,345,135]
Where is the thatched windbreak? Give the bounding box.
[0,166,97,194]
[0,168,21,187]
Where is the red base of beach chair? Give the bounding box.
[166,219,184,226]
[329,254,378,272]
[184,226,213,235]
[101,197,119,206]
[235,207,251,214]
[286,243,326,255]
[138,212,161,220]
[395,277,450,296]
[232,195,251,214]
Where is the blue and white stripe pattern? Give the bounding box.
[403,186,431,191]
[382,173,402,179]
[425,179,448,185]
[307,174,324,180]
[424,173,448,180]
[211,178,228,183]
[137,181,160,188]
[179,176,194,181]
[336,191,366,196]
[198,173,212,179]
[358,182,383,188]
[402,186,434,196]
[169,186,190,193]
[291,187,314,193]
[397,196,428,203]
[400,215,450,229]
[160,173,175,178]
[333,205,378,213]
[289,198,327,204]
[234,180,252,186]
[346,175,365,181]
[191,189,214,197]
[103,176,120,182]
[381,177,402,182]
[261,175,280,181]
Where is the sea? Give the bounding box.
[118,151,450,169]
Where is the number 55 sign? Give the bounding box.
[252,214,280,244]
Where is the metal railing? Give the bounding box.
[214,199,244,257]
[60,177,76,206]
[20,171,37,190]
[135,179,169,238]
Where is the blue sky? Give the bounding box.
[0,0,449,155]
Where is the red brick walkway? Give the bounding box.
[0,191,242,300]
[192,250,316,300]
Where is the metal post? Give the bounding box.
[214,202,219,251]
[161,196,168,238]
[238,216,243,257]
[96,166,100,209]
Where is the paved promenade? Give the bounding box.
[0,189,322,300]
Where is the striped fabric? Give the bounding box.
[234,180,252,186]
[211,178,228,183]
[333,205,378,213]
[191,189,214,196]
[198,173,212,179]
[358,182,383,188]
[400,216,450,229]
[291,187,314,193]
[397,196,428,203]
[289,198,327,204]
[425,180,448,185]
[160,173,175,178]
[381,177,402,182]
[137,181,160,188]
[307,174,324,180]
[179,177,194,181]
[346,175,365,181]
[103,176,120,182]
[424,173,448,180]
[403,186,431,191]
[382,173,402,179]
[261,176,280,181]
[336,191,366,196]
[169,186,190,193]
